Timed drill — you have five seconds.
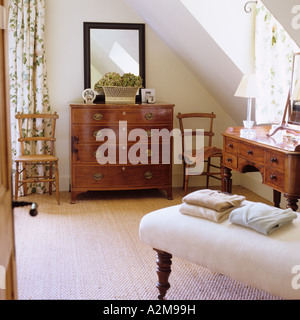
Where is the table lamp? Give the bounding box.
[234,74,259,132]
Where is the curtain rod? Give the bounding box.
[244,1,258,13]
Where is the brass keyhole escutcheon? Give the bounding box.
[145,130,153,138]
[145,113,154,121]
[146,150,152,157]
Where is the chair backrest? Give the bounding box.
[176,112,216,152]
[15,112,59,155]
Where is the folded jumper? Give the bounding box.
[179,202,237,222]
[180,189,246,222]
[182,189,246,211]
[229,202,298,235]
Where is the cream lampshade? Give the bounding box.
[235,74,260,129]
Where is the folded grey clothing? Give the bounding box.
[229,202,298,235]
[179,202,236,223]
[182,189,246,212]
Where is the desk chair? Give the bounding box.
[177,112,223,194]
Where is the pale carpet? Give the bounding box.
[13,186,282,300]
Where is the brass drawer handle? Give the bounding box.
[145,113,154,121]
[270,174,276,180]
[144,171,153,179]
[93,173,103,181]
[247,150,253,155]
[93,130,103,138]
[227,158,232,162]
[270,157,278,163]
[93,151,103,158]
[93,113,103,121]
[227,143,233,148]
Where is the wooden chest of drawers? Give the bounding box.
[70,103,175,203]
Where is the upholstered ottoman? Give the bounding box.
[139,204,300,300]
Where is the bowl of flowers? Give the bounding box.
[94,72,143,104]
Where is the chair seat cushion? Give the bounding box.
[139,204,300,299]
[15,154,59,162]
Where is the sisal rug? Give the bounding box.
[13,187,282,300]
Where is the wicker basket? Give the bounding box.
[102,86,139,104]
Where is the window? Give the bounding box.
[255,1,299,124]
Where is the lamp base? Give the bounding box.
[243,120,254,129]
[240,128,256,139]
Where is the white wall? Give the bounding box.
[45,0,142,190]
[45,0,236,191]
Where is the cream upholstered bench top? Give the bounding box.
[139,204,300,299]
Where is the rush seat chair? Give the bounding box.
[177,112,223,194]
[14,112,60,204]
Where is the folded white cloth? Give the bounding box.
[182,189,246,212]
[179,202,236,223]
[229,202,298,235]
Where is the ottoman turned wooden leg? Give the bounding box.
[154,249,172,300]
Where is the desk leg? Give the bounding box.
[273,190,281,208]
[285,194,299,212]
[223,167,232,194]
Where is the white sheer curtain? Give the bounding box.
[255,0,299,124]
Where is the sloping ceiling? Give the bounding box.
[124,0,255,125]
[125,0,299,125]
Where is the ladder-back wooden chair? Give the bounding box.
[14,112,60,204]
[177,112,223,195]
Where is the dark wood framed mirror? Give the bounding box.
[83,22,145,102]
[268,52,300,137]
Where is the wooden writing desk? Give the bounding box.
[222,126,300,211]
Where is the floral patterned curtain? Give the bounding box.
[8,0,52,195]
[255,0,299,124]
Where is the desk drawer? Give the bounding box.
[265,167,284,190]
[223,152,238,170]
[266,151,285,171]
[240,143,265,163]
[225,138,239,154]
